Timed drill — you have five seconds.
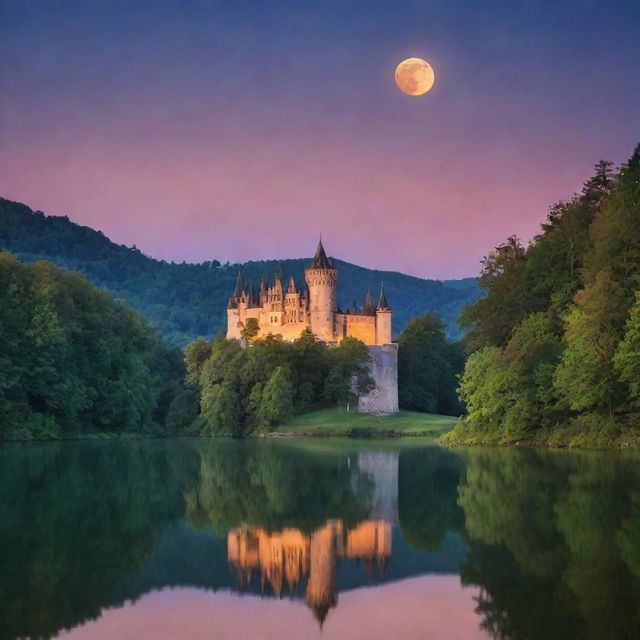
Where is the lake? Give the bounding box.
[1,438,639,639]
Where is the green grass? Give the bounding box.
[270,407,460,438]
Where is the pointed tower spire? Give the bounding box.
[287,275,297,293]
[249,283,258,307]
[228,269,244,308]
[310,236,331,269]
[233,269,244,298]
[377,283,390,310]
[362,287,375,316]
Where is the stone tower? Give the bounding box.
[304,238,338,342]
[375,283,392,345]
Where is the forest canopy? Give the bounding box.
[446,143,640,448]
[182,331,374,436]
[0,252,186,440]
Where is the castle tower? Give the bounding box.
[259,276,266,306]
[304,238,338,342]
[375,283,392,345]
[226,270,244,340]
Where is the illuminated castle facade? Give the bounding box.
[226,239,392,346]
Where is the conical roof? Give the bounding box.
[249,283,258,307]
[377,283,390,310]
[233,270,244,298]
[228,270,244,308]
[287,275,297,293]
[362,287,375,316]
[309,238,332,270]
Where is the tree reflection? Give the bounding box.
[1,440,639,640]
[398,446,464,552]
[0,440,186,640]
[183,441,372,534]
[458,449,640,639]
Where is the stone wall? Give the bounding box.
[336,313,376,345]
[356,344,399,414]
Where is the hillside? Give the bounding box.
[0,197,480,344]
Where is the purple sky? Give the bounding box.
[1,0,639,278]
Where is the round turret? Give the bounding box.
[304,238,337,342]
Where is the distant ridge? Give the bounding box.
[0,197,481,344]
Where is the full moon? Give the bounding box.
[394,58,435,96]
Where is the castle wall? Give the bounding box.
[227,308,242,340]
[356,344,399,414]
[337,313,376,345]
[262,322,309,341]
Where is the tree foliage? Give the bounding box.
[447,143,640,446]
[397,312,465,415]
[0,252,187,440]
[187,330,373,435]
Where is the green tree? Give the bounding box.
[555,269,627,416]
[450,144,640,447]
[0,252,186,440]
[459,235,529,350]
[324,336,374,407]
[398,312,464,415]
[185,337,213,386]
[256,365,294,429]
[241,317,260,342]
[613,290,640,409]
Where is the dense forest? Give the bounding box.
[445,144,640,448]
[0,252,187,440]
[181,331,375,436]
[398,312,465,416]
[0,197,480,344]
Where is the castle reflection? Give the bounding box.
[228,519,392,627]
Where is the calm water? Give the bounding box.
[1,439,639,640]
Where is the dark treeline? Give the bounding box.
[180,330,375,436]
[398,311,465,416]
[446,143,640,447]
[0,197,480,344]
[0,252,186,440]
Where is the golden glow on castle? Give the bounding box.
[226,239,392,345]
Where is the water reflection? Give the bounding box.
[228,519,391,626]
[0,439,639,639]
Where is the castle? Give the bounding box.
[226,238,391,345]
[226,239,399,413]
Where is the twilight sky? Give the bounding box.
[1,0,639,279]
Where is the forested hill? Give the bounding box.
[0,197,480,344]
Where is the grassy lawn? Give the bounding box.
[271,407,460,438]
